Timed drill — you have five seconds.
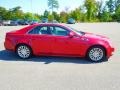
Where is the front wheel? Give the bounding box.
[87,46,106,62]
[16,45,32,59]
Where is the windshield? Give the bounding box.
[67,26,85,36]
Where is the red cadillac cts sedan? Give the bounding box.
[4,24,114,62]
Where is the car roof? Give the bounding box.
[33,23,64,27]
[30,23,71,32]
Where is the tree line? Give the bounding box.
[0,0,120,22]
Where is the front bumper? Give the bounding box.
[107,47,115,58]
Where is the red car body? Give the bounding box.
[4,24,114,61]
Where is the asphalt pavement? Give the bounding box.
[0,23,120,90]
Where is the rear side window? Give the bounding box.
[40,27,49,34]
[28,26,40,34]
[28,26,51,35]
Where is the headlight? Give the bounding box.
[104,39,113,47]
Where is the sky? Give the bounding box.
[0,0,105,15]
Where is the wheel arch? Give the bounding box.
[15,43,33,54]
[86,44,107,57]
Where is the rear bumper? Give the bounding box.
[4,40,15,51]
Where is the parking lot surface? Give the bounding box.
[0,23,120,90]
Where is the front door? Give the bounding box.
[50,26,85,56]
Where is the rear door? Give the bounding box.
[28,25,54,54]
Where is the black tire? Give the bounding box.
[16,44,32,59]
[87,46,106,62]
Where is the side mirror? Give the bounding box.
[69,32,75,38]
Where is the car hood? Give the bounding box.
[82,32,109,41]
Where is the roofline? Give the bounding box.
[33,23,65,26]
[31,23,72,32]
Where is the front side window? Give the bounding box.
[50,26,69,36]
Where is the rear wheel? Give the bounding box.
[87,46,106,62]
[16,45,32,59]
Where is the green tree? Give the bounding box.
[106,0,115,14]
[43,10,49,18]
[4,10,12,20]
[60,11,68,23]
[48,0,59,20]
[70,8,81,22]
[9,6,24,20]
[97,0,103,21]
[116,5,120,20]
[100,7,112,22]
[48,14,54,21]
[113,0,120,21]
[52,11,60,21]
[23,12,33,20]
[34,13,41,21]
[115,0,120,8]
[84,0,98,22]
[0,6,7,20]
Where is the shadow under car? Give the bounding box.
[0,50,106,64]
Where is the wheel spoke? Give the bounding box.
[17,45,30,58]
[89,47,104,61]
